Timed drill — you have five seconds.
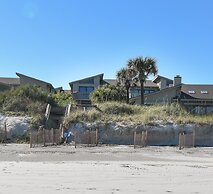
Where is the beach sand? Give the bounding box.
[0,144,213,194]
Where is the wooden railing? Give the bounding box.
[72,92,90,100]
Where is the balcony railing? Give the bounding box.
[72,92,90,100]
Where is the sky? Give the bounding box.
[0,0,213,89]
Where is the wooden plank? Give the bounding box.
[43,128,46,147]
[192,130,195,147]
[4,120,7,142]
[30,129,33,148]
[179,133,182,150]
[96,128,98,146]
[134,131,136,149]
[51,128,54,145]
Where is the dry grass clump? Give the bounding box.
[97,101,141,115]
[175,114,213,124]
[64,109,101,126]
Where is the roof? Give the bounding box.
[153,75,173,83]
[181,84,213,99]
[16,72,54,89]
[0,77,20,86]
[130,83,213,101]
[131,80,159,88]
[103,79,118,86]
[104,79,158,88]
[142,80,159,88]
[69,73,104,85]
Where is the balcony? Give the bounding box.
[72,92,91,100]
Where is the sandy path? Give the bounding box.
[0,144,213,194]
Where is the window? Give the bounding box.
[201,91,208,94]
[130,89,141,97]
[188,91,195,94]
[79,86,94,93]
[130,89,157,97]
[144,89,149,94]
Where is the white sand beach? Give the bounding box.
[0,144,213,194]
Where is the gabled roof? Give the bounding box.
[16,72,54,89]
[69,73,104,86]
[153,75,173,83]
[181,84,213,99]
[0,77,20,85]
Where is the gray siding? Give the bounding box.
[132,87,181,105]
[19,75,53,92]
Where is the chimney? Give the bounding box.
[174,75,182,86]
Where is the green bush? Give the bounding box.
[90,85,126,103]
[50,92,75,107]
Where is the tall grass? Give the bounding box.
[65,101,213,126]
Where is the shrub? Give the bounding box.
[90,85,126,103]
[50,92,75,107]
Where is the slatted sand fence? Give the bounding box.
[30,126,61,148]
[0,121,7,143]
[133,130,148,149]
[179,130,195,150]
[74,128,99,147]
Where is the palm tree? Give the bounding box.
[116,67,134,104]
[127,57,158,105]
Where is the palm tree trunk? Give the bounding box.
[140,81,144,105]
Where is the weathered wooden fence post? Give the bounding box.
[43,127,46,147]
[87,129,91,146]
[67,104,71,117]
[183,132,185,149]
[30,129,33,148]
[134,131,136,149]
[96,128,98,146]
[145,130,148,146]
[51,128,54,145]
[4,120,7,142]
[74,133,77,148]
[179,132,182,150]
[45,104,51,121]
[141,131,143,147]
[192,130,195,147]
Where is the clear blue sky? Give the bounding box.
[0,0,213,89]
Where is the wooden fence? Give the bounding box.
[30,127,61,148]
[74,129,99,147]
[179,130,195,150]
[0,121,7,143]
[133,131,148,149]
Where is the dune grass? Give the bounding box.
[65,102,213,127]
